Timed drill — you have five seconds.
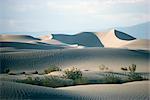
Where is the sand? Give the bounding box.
[0,81,149,100]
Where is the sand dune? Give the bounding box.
[95,29,136,48]
[39,34,53,40]
[0,81,149,100]
[0,81,77,100]
[52,32,104,47]
[0,48,149,73]
[58,81,149,100]
[0,34,41,43]
[121,39,150,50]
[0,42,65,50]
[1,30,149,50]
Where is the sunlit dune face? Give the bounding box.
[40,35,53,40]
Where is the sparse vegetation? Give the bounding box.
[99,64,109,72]
[8,73,17,75]
[121,67,128,72]
[44,66,61,74]
[121,64,145,81]
[129,64,136,73]
[64,67,82,80]
[32,71,38,74]
[20,72,26,74]
[10,64,148,88]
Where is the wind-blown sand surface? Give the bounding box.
[121,39,150,50]
[1,48,149,73]
[58,81,150,100]
[0,81,149,100]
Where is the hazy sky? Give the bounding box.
[0,0,149,34]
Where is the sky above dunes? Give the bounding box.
[0,0,149,34]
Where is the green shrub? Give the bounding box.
[44,66,61,74]
[64,67,82,80]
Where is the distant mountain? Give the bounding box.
[117,22,150,39]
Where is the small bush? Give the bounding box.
[44,66,61,74]
[129,64,136,72]
[64,67,82,80]
[32,71,38,74]
[20,72,26,74]
[8,72,17,75]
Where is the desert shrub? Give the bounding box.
[20,72,26,74]
[129,64,136,72]
[64,67,82,80]
[8,72,17,75]
[121,67,128,72]
[32,71,38,74]
[44,66,61,74]
[102,74,122,84]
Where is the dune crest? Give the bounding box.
[96,29,136,48]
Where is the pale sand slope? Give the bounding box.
[0,81,149,100]
[0,34,41,43]
[0,34,84,49]
[95,29,135,48]
[95,29,149,50]
[121,39,150,50]
[58,81,150,100]
[0,48,149,73]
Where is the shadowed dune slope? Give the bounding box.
[52,32,104,47]
[0,48,149,73]
[0,42,65,50]
[114,30,136,40]
[0,81,149,100]
[0,81,80,100]
[59,81,149,100]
